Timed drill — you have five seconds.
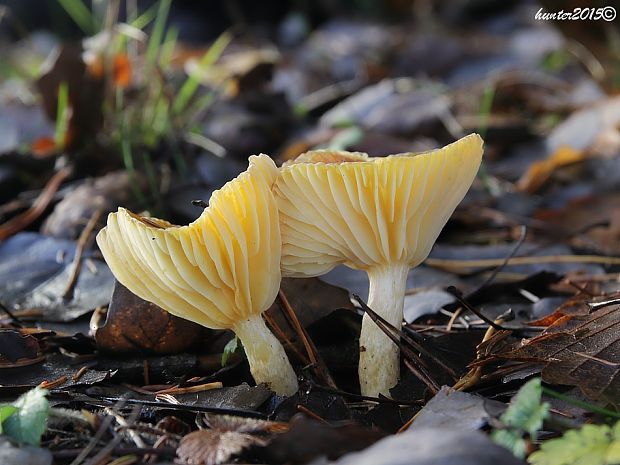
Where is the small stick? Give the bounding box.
[0,167,71,240]
[452,312,511,391]
[425,254,620,271]
[39,375,68,389]
[72,366,89,382]
[446,287,507,331]
[297,404,330,424]
[278,289,338,389]
[354,295,457,382]
[309,382,423,406]
[154,382,223,395]
[62,209,103,300]
[354,297,440,393]
[475,225,527,291]
[263,311,310,365]
[0,300,22,327]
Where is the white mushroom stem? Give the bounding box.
[233,313,299,396]
[359,264,409,397]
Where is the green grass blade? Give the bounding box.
[130,2,158,30]
[146,0,172,67]
[57,0,97,34]
[54,81,70,149]
[172,31,232,115]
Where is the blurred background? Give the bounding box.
[0,0,618,262]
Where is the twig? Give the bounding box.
[352,295,444,394]
[297,404,330,424]
[277,289,338,389]
[0,300,22,326]
[452,311,512,391]
[476,225,527,291]
[154,382,223,395]
[94,397,267,418]
[425,253,620,271]
[309,381,423,406]
[83,405,142,465]
[263,311,310,366]
[0,167,71,240]
[69,397,126,465]
[62,209,103,300]
[446,287,507,331]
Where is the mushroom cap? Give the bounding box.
[274,133,484,277]
[96,155,281,330]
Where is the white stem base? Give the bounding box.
[234,314,298,396]
[359,265,409,397]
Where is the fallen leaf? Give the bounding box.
[498,304,620,402]
[177,429,266,465]
[517,146,587,193]
[264,414,384,464]
[409,386,504,431]
[1,353,111,389]
[0,330,41,365]
[36,44,104,150]
[204,414,287,433]
[95,281,205,354]
[311,427,525,465]
[0,232,115,322]
[42,171,141,239]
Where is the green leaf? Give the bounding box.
[0,405,18,434]
[222,336,241,367]
[3,387,49,446]
[502,378,549,437]
[492,378,549,458]
[529,422,620,465]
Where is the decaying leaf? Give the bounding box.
[0,232,114,322]
[497,304,620,402]
[204,414,287,433]
[177,429,266,465]
[264,414,384,464]
[409,386,504,432]
[0,330,41,366]
[176,413,281,465]
[95,281,205,354]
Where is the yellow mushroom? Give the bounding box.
[274,134,484,396]
[96,155,298,396]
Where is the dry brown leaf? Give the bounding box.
[204,414,288,433]
[95,282,205,354]
[498,303,620,402]
[516,145,587,193]
[176,429,266,465]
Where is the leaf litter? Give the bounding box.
[0,2,619,465]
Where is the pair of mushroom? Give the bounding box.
[97,134,484,397]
